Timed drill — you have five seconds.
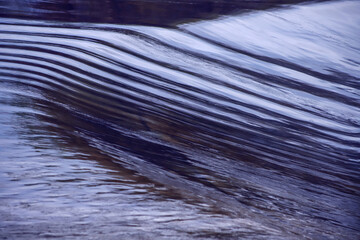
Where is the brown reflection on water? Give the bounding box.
[15,81,251,216]
[5,81,195,202]
[1,81,277,239]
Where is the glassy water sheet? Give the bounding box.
[0,0,360,239]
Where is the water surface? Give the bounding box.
[0,0,359,239]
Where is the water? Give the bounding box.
[0,0,359,239]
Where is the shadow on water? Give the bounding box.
[0,0,328,27]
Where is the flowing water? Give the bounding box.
[0,0,359,239]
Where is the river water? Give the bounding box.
[0,0,359,239]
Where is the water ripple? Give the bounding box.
[0,0,359,239]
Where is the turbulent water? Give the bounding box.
[0,0,359,239]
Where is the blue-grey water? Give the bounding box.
[0,0,359,239]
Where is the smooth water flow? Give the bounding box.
[0,0,359,239]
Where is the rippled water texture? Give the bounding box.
[0,0,360,239]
